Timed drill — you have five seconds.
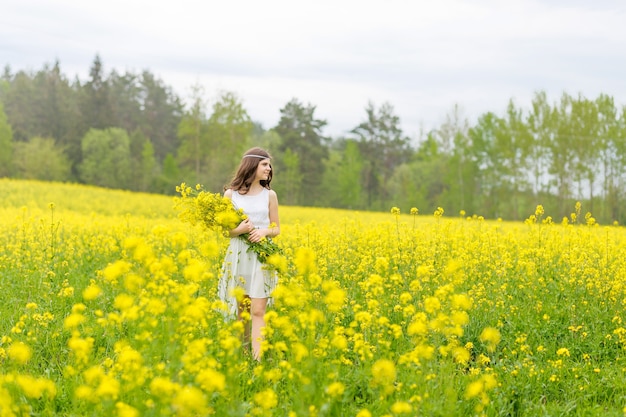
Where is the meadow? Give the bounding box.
[1,178,626,416]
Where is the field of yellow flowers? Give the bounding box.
[1,178,626,416]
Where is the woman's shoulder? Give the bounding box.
[268,189,278,201]
[224,188,233,198]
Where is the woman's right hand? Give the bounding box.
[234,218,254,236]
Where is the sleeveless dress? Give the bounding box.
[217,188,277,318]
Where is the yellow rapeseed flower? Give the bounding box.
[479,327,501,352]
[183,258,211,282]
[82,283,102,301]
[253,388,278,410]
[68,335,94,364]
[371,358,396,388]
[195,368,226,393]
[452,346,471,365]
[8,341,32,365]
[390,401,412,414]
[294,247,317,275]
[15,375,57,399]
[326,382,345,397]
[172,386,206,415]
[424,296,441,314]
[451,293,472,310]
[115,402,139,417]
[149,377,180,398]
[557,347,570,357]
[95,374,120,400]
[63,313,86,329]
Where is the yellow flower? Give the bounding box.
[479,327,501,352]
[8,341,32,365]
[64,313,86,329]
[390,401,412,414]
[331,335,348,350]
[424,296,441,314]
[556,347,570,357]
[407,313,428,336]
[115,402,139,417]
[172,386,206,415]
[452,346,471,365]
[75,385,93,399]
[149,377,179,398]
[254,388,278,410]
[450,310,469,327]
[266,254,288,273]
[15,375,57,398]
[195,368,226,393]
[465,380,483,399]
[113,294,135,311]
[183,259,210,282]
[326,382,345,397]
[371,358,396,387]
[324,288,346,312]
[292,343,309,362]
[95,374,120,400]
[451,293,472,310]
[294,247,317,275]
[375,257,389,273]
[82,284,102,301]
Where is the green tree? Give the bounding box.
[277,148,303,206]
[155,153,182,194]
[204,91,254,191]
[550,93,578,216]
[406,133,449,214]
[433,105,472,215]
[36,61,82,178]
[1,70,37,142]
[595,94,624,222]
[128,129,156,192]
[81,55,114,130]
[0,101,14,176]
[275,98,328,206]
[109,70,142,134]
[321,140,364,208]
[350,101,410,209]
[468,112,510,218]
[138,71,183,163]
[527,91,555,199]
[139,139,157,192]
[79,128,132,189]
[177,84,209,185]
[502,99,534,219]
[13,137,71,181]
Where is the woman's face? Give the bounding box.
[254,159,272,181]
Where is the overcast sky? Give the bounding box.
[2,0,626,140]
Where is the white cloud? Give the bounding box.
[2,0,626,137]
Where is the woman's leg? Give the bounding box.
[250,297,268,360]
[238,296,251,350]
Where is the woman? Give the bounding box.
[218,147,280,360]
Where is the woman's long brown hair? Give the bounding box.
[225,147,273,194]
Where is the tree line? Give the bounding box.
[1,56,626,224]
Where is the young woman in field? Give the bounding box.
[218,147,280,360]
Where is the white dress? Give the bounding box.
[218,188,277,318]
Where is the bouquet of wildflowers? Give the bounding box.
[174,183,282,263]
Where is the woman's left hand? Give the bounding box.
[247,228,266,243]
